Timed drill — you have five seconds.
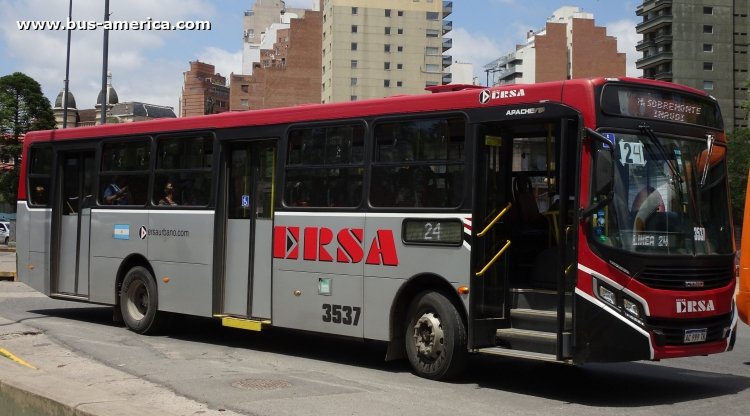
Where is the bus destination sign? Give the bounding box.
[600,85,722,129]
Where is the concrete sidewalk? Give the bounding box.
[0,282,243,416]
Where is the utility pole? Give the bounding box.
[62,0,72,128]
[99,0,110,124]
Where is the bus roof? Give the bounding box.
[23,77,714,144]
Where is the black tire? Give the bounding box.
[3,237,7,245]
[119,266,163,334]
[405,291,467,380]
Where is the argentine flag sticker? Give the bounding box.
[113,224,130,240]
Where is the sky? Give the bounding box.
[0,0,641,113]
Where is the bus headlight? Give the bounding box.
[623,297,641,318]
[598,284,617,306]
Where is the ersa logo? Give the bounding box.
[676,298,715,314]
[479,88,526,104]
[273,226,399,266]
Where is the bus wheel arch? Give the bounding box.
[115,255,163,334]
[386,273,468,379]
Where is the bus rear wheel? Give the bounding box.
[405,291,467,380]
[120,266,163,334]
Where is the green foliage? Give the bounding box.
[727,128,750,226]
[0,72,56,210]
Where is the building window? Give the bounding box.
[385,9,391,17]
[384,62,391,70]
[703,6,713,14]
[426,81,439,87]
[351,25,358,33]
[703,81,714,90]
[385,44,391,53]
[426,29,439,37]
[426,46,439,55]
[351,96,357,101]
[426,11,439,20]
[352,7,358,14]
[397,46,404,52]
[398,28,404,34]
[385,27,391,35]
[703,25,713,34]
[351,78,358,86]
[384,80,391,88]
[398,10,404,16]
[351,60,358,69]
[240,99,248,107]
[241,84,249,93]
[426,64,440,72]
[703,43,713,52]
[351,42,358,51]
[704,62,714,71]
[397,81,403,87]
[397,63,403,70]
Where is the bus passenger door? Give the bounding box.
[53,150,95,297]
[470,126,512,347]
[220,141,276,319]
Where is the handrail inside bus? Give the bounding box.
[476,240,511,277]
[477,202,512,238]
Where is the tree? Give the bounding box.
[0,72,56,211]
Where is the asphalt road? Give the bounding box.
[1,251,749,416]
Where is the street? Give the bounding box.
[1,249,749,416]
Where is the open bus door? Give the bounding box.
[738,169,750,325]
[471,110,579,360]
[50,148,96,298]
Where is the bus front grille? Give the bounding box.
[637,264,733,290]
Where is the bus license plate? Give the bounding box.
[684,328,707,343]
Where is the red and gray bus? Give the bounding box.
[16,77,737,380]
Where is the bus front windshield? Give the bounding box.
[591,131,732,256]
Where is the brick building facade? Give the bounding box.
[180,61,230,117]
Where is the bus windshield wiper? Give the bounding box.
[639,124,682,183]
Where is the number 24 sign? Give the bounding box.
[619,141,646,166]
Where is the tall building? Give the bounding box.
[321,0,453,103]
[242,0,314,75]
[636,0,747,129]
[483,7,625,86]
[180,61,230,117]
[231,8,323,110]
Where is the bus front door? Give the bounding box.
[470,126,512,347]
[219,141,276,319]
[52,150,95,297]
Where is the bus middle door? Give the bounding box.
[220,141,276,319]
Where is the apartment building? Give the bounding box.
[484,7,625,86]
[321,0,453,103]
[636,0,748,129]
[180,61,230,117]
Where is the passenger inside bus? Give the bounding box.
[102,176,129,205]
[158,182,178,206]
[631,186,665,231]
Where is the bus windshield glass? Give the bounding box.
[591,131,732,255]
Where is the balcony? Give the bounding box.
[636,14,673,34]
[443,1,452,18]
[442,72,452,84]
[636,51,673,69]
[443,54,453,68]
[442,37,452,52]
[636,39,654,52]
[443,20,452,35]
[636,0,672,17]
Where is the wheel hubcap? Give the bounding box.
[413,312,444,360]
[126,280,148,320]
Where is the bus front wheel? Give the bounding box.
[405,291,467,380]
[120,266,163,334]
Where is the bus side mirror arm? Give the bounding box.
[581,128,615,220]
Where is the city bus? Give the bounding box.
[738,169,750,326]
[16,77,737,380]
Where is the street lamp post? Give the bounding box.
[62,0,72,128]
[99,0,110,124]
